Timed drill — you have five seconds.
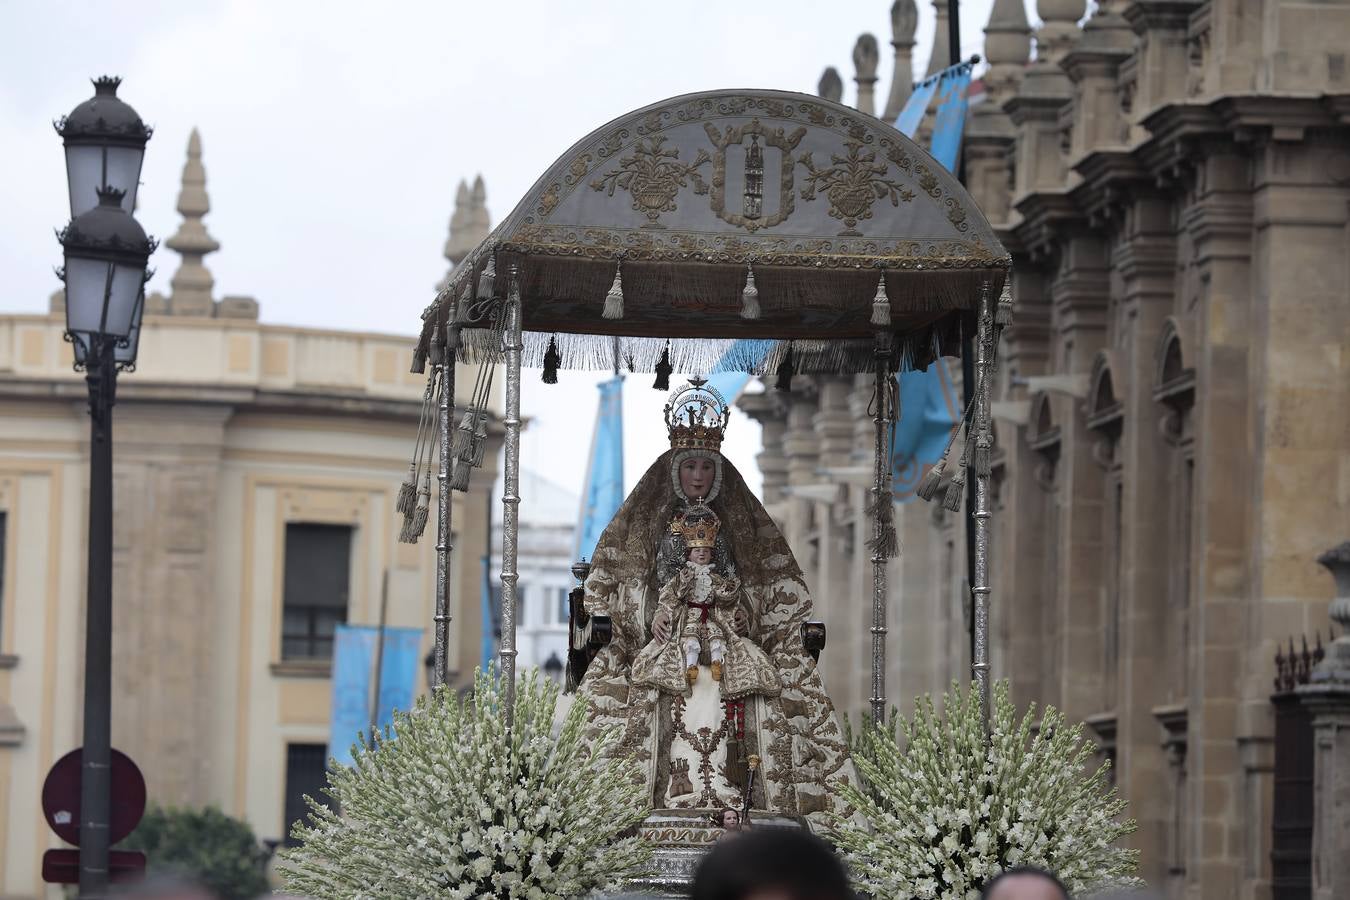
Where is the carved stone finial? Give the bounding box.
[882,0,920,121]
[853,34,880,116]
[984,0,1033,104]
[165,128,220,316]
[926,0,952,78]
[1320,542,1350,633]
[439,175,492,290]
[817,67,844,103]
[891,0,919,42]
[1037,0,1088,64]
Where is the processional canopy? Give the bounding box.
[415,89,1010,375]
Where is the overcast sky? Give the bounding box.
[2,0,1031,499]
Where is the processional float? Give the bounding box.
[402,88,1010,733]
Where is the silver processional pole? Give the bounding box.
[971,285,995,737]
[498,266,523,726]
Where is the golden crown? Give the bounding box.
[676,505,721,549]
[665,377,729,452]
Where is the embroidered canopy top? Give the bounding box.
[416,88,1010,375]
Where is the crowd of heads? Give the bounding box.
[113,832,1156,900]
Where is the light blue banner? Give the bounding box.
[893,75,940,138]
[575,376,625,563]
[929,67,973,171]
[328,624,423,766]
[891,361,960,502]
[480,554,496,670]
[374,626,422,726]
[328,625,377,767]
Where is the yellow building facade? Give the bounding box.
[0,132,496,898]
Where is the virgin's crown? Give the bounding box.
[665,377,729,452]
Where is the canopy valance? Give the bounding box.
[414,89,1009,374]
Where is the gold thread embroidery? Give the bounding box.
[590,135,711,227]
[798,139,916,236]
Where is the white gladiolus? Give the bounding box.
[829,681,1140,898]
[279,668,651,899]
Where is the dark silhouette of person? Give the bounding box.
[692,827,853,900]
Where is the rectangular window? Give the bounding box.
[557,587,570,626]
[281,523,352,661]
[283,742,331,846]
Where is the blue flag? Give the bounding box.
[929,66,973,171]
[575,376,625,562]
[886,60,972,502]
[894,75,940,139]
[328,624,424,766]
[891,362,960,501]
[480,554,496,670]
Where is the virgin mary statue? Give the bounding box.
[577,379,853,825]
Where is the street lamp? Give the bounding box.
[542,652,564,686]
[55,76,151,218]
[55,77,154,900]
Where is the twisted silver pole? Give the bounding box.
[869,335,892,726]
[971,287,995,740]
[499,269,523,726]
[433,328,456,690]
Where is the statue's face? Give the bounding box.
[678,456,716,501]
[721,809,740,829]
[688,547,713,565]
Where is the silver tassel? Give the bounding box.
[449,461,472,492]
[451,410,477,458]
[405,484,430,542]
[943,463,966,512]
[456,281,473,323]
[395,463,417,516]
[741,264,760,320]
[995,280,1013,327]
[477,251,496,300]
[445,323,461,353]
[915,458,946,502]
[603,261,624,320]
[975,436,993,478]
[870,272,891,327]
[467,414,489,467]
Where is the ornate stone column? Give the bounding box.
[881,0,919,123]
[1298,543,1350,900]
[852,34,880,117]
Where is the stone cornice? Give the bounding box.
[1011,191,1086,261]
[1070,150,1153,224]
[0,376,425,422]
[1122,0,1203,33]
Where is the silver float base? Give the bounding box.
[612,809,808,898]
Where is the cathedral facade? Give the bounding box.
[745,1,1350,896]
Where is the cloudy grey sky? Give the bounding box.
[2,0,1029,498]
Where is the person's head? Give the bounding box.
[718,807,741,829]
[981,867,1071,900]
[678,453,718,501]
[689,546,715,565]
[692,827,852,900]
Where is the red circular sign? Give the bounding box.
[41,748,147,846]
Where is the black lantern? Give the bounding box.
[59,186,154,370]
[542,652,564,685]
[54,76,152,218]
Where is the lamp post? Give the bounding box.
[55,77,153,899]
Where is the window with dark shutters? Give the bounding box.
[281,522,352,661]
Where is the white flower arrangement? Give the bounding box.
[829,681,1139,899]
[280,667,652,899]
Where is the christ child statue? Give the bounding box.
[631,505,780,700]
